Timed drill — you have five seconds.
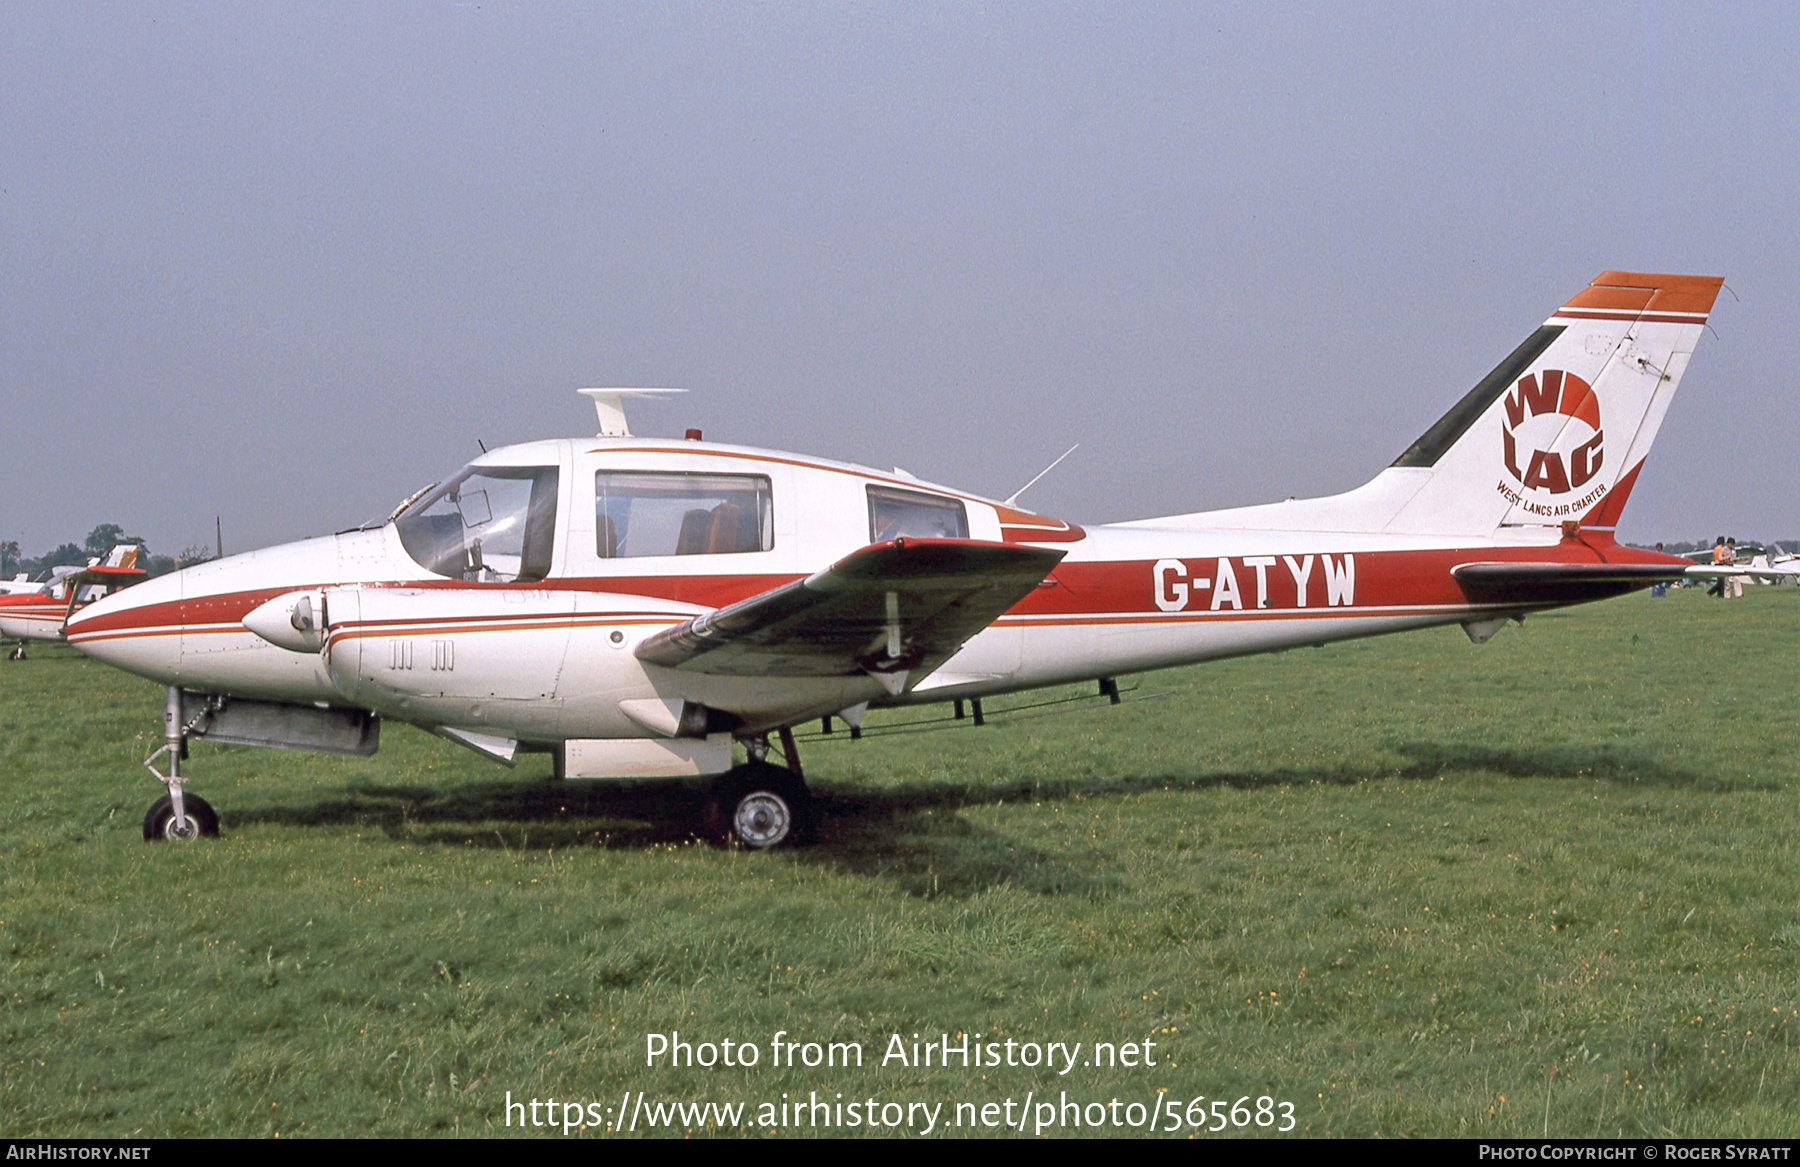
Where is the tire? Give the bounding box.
[703,763,813,849]
[142,794,220,841]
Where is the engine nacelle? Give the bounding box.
[315,583,898,748]
[318,584,708,742]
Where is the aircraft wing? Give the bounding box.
[1452,561,1687,605]
[1674,564,1792,580]
[62,564,149,587]
[635,538,1064,681]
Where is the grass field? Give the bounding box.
[2,585,1797,1138]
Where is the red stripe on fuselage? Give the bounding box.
[0,599,66,616]
[67,574,808,643]
[1017,535,1670,617]
[1001,525,1087,543]
[69,536,1681,649]
[326,613,687,644]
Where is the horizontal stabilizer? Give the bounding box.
[635,538,1063,680]
[1452,561,1686,605]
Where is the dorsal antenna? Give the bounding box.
[1004,443,1079,507]
[577,387,688,437]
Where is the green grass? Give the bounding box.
[2,586,1797,1138]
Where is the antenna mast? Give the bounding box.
[1004,443,1080,507]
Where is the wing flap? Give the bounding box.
[636,538,1064,678]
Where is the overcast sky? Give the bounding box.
[3,2,1795,559]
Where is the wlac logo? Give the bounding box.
[1502,369,1603,495]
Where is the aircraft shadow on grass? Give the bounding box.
[223,739,1733,899]
[225,778,1106,899]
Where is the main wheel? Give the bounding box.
[142,794,220,841]
[704,763,813,849]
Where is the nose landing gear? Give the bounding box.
[144,792,219,841]
[140,686,219,842]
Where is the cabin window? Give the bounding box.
[594,472,773,558]
[867,485,968,543]
[394,466,560,582]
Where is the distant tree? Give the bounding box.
[85,523,150,560]
[85,524,125,555]
[41,543,89,569]
[0,540,17,576]
[176,545,214,569]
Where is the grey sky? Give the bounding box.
[3,2,1795,558]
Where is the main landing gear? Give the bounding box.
[704,728,814,850]
[141,686,219,842]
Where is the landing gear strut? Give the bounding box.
[704,731,813,849]
[141,687,218,842]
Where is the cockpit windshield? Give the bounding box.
[393,465,560,582]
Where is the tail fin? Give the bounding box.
[1139,272,1722,537]
[1385,271,1722,533]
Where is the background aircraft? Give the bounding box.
[69,272,1721,847]
[1672,542,1799,587]
[0,548,146,659]
[1747,548,1800,583]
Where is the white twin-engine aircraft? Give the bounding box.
[70,271,1722,847]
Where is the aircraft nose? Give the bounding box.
[66,572,185,686]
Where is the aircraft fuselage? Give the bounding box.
[66,436,1670,748]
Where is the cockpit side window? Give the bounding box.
[394,466,560,582]
[866,485,968,543]
[595,472,773,558]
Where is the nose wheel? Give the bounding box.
[144,793,219,841]
[140,686,220,842]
